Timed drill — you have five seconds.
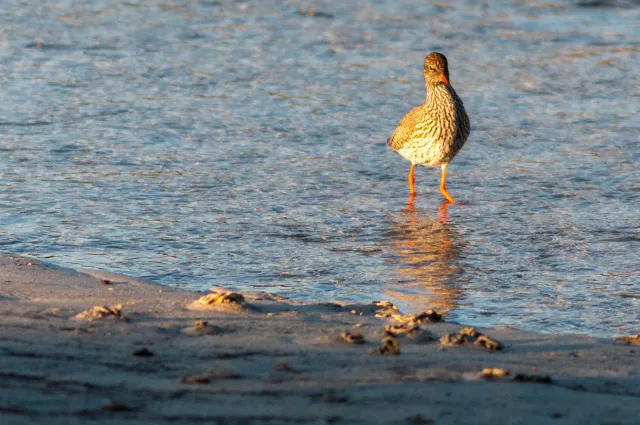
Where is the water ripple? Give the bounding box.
[1,0,639,337]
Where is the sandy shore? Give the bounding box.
[0,254,638,425]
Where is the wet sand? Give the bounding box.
[0,254,638,425]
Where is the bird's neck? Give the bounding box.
[425,83,457,110]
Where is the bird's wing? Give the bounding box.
[387,106,424,151]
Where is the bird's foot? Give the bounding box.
[440,186,456,204]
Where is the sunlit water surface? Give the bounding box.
[1,0,639,336]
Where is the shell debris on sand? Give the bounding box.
[464,368,553,384]
[182,320,225,336]
[440,327,502,351]
[369,334,401,355]
[383,309,441,342]
[379,308,443,324]
[373,300,400,318]
[614,333,640,345]
[385,323,420,335]
[191,290,248,311]
[401,310,442,324]
[340,330,365,344]
[480,367,510,379]
[75,304,123,321]
[198,292,245,304]
[386,323,437,343]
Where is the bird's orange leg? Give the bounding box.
[408,164,416,196]
[439,164,456,204]
[407,164,416,209]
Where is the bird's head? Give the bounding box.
[423,52,450,86]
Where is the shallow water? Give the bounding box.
[1,0,639,337]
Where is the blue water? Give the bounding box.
[1,0,639,336]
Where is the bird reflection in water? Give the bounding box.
[384,202,465,316]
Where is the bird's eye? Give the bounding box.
[428,67,436,72]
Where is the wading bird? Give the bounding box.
[387,52,470,206]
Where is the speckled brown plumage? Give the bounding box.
[387,52,470,204]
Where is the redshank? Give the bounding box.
[387,52,470,204]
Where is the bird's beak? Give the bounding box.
[440,73,449,85]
